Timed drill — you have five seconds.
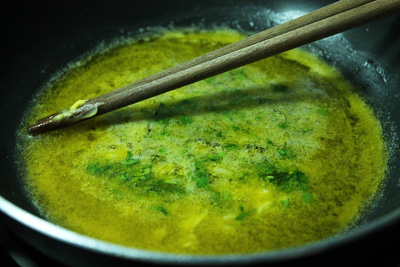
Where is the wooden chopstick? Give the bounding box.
[28,0,400,135]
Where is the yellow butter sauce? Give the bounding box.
[18,29,387,254]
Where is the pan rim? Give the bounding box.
[1,194,400,265]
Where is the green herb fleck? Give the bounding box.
[179,116,193,125]
[281,198,290,209]
[192,162,210,190]
[317,108,329,115]
[75,149,84,154]
[302,128,313,134]
[235,205,256,220]
[120,151,140,165]
[146,179,184,195]
[278,122,289,129]
[255,160,308,192]
[303,192,314,203]
[211,190,232,205]
[216,131,224,138]
[86,152,185,196]
[277,146,295,160]
[111,189,122,197]
[151,154,166,163]
[154,206,169,216]
[224,144,241,151]
[86,162,113,175]
[206,152,225,161]
[221,190,231,201]
[271,83,289,93]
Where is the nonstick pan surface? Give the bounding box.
[0,0,399,266]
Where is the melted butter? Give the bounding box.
[18,29,387,254]
[70,100,86,111]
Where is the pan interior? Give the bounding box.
[16,27,388,254]
[1,0,399,262]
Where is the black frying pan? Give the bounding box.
[0,1,399,266]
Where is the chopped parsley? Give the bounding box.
[317,108,329,115]
[303,192,314,203]
[179,116,193,125]
[154,206,169,216]
[190,152,227,190]
[235,205,256,220]
[192,161,210,190]
[255,160,308,193]
[205,152,225,161]
[278,122,289,129]
[302,128,313,134]
[232,125,240,131]
[281,198,290,209]
[271,83,289,93]
[224,143,241,151]
[277,145,296,160]
[211,190,232,205]
[86,151,184,196]
[86,162,114,176]
[120,151,140,165]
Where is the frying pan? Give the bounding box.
[0,0,399,266]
